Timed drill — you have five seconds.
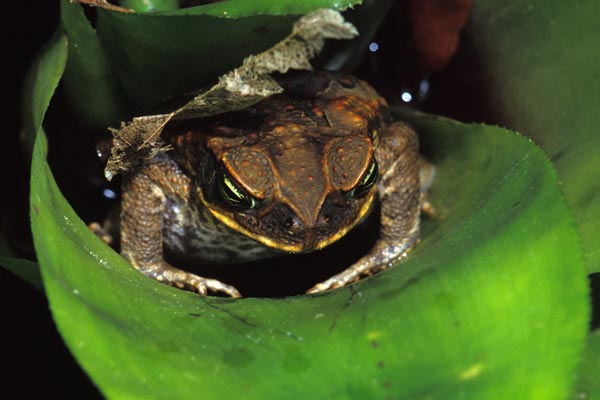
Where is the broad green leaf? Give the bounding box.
[20,32,68,152]
[0,254,43,290]
[120,0,178,12]
[31,109,588,399]
[60,0,130,130]
[151,0,361,16]
[0,239,42,289]
[573,330,600,399]
[121,0,359,14]
[468,1,600,273]
[93,0,361,111]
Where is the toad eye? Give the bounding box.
[346,158,378,199]
[218,168,258,210]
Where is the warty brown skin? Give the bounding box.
[119,71,430,297]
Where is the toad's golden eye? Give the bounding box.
[218,167,258,210]
[346,158,378,199]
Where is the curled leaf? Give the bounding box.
[104,8,357,180]
[105,116,174,181]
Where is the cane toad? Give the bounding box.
[119,71,433,297]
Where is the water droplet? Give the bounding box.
[103,188,117,199]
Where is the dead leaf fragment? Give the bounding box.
[105,116,173,181]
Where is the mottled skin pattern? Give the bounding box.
[120,71,431,297]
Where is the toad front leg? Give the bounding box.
[120,157,242,298]
[308,122,428,293]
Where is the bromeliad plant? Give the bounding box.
[3,0,599,398]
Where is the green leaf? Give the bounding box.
[60,0,130,130]
[20,32,68,152]
[0,239,42,290]
[573,330,600,399]
[120,0,178,12]
[0,254,43,290]
[468,1,600,273]
[152,0,362,16]
[93,0,361,111]
[31,108,588,398]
